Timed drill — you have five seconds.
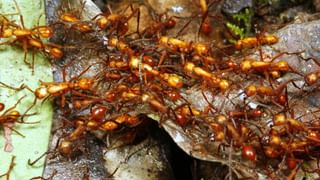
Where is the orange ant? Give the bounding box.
[0,95,39,152]
[129,55,183,89]
[184,61,229,90]
[234,34,278,50]
[0,2,59,62]
[92,4,140,36]
[32,60,97,109]
[264,112,320,160]
[58,12,93,33]
[196,0,223,36]
[141,93,168,113]
[56,113,140,157]
[158,36,211,56]
[34,78,94,107]
[173,0,223,38]
[0,156,15,180]
[107,37,133,54]
[140,12,176,38]
[0,10,62,73]
[244,79,299,107]
[207,114,260,161]
[172,104,201,126]
[240,59,291,74]
[228,109,263,119]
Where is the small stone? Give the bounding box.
[222,0,253,15]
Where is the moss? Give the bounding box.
[226,8,253,42]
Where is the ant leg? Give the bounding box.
[0,156,16,179]
[2,95,26,115]
[133,5,141,37]
[30,169,57,180]
[201,89,217,113]
[107,4,113,14]
[174,18,192,38]
[28,151,51,166]
[32,49,35,75]
[60,57,80,82]
[69,62,100,82]
[6,126,25,137]
[0,81,27,91]
[18,13,26,29]
[158,50,167,66]
[197,15,209,40]
[12,0,21,14]
[21,89,38,122]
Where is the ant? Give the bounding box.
[234,34,278,50]
[158,36,211,56]
[92,4,140,36]
[173,0,223,38]
[240,59,290,74]
[172,104,201,126]
[55,109,140,157]
[0,95,38,152]
[141,93,168,113]
[129,55,183,88]
[184,61,229,90]
[58,12,93,33]
[140,11,176,38]
[30,113,140,160]
[243,78,299,107]
[207,114,260,161]
[0,3,62,73]
[55,0,94,33]
[32,60,97,109]
[196,0,223,36]
[228,109,263,119]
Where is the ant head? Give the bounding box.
[91,106,108,122]
[60,13,79,23]
[37,26,54,38]
[305,72,318,85]
[3,29,13,38]
[240,59,253,72]
[219,79,230,91]
[165,17,176,29]
[245,85,257,97]
[273,61,289,71]
[194,43,210,56]
[49,47,64,59]
[273,113,286,126]
[100,121,119,131]
[200,18,212,35]
[35,86,48,99]
[8,110,20,120]
[165,73,183,89]
[58,139,74,157]
[242,144,256,161]
[78,78,94,90]
[96,16,109,29]
[215,114,227,124]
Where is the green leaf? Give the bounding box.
[0,0,53,179]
